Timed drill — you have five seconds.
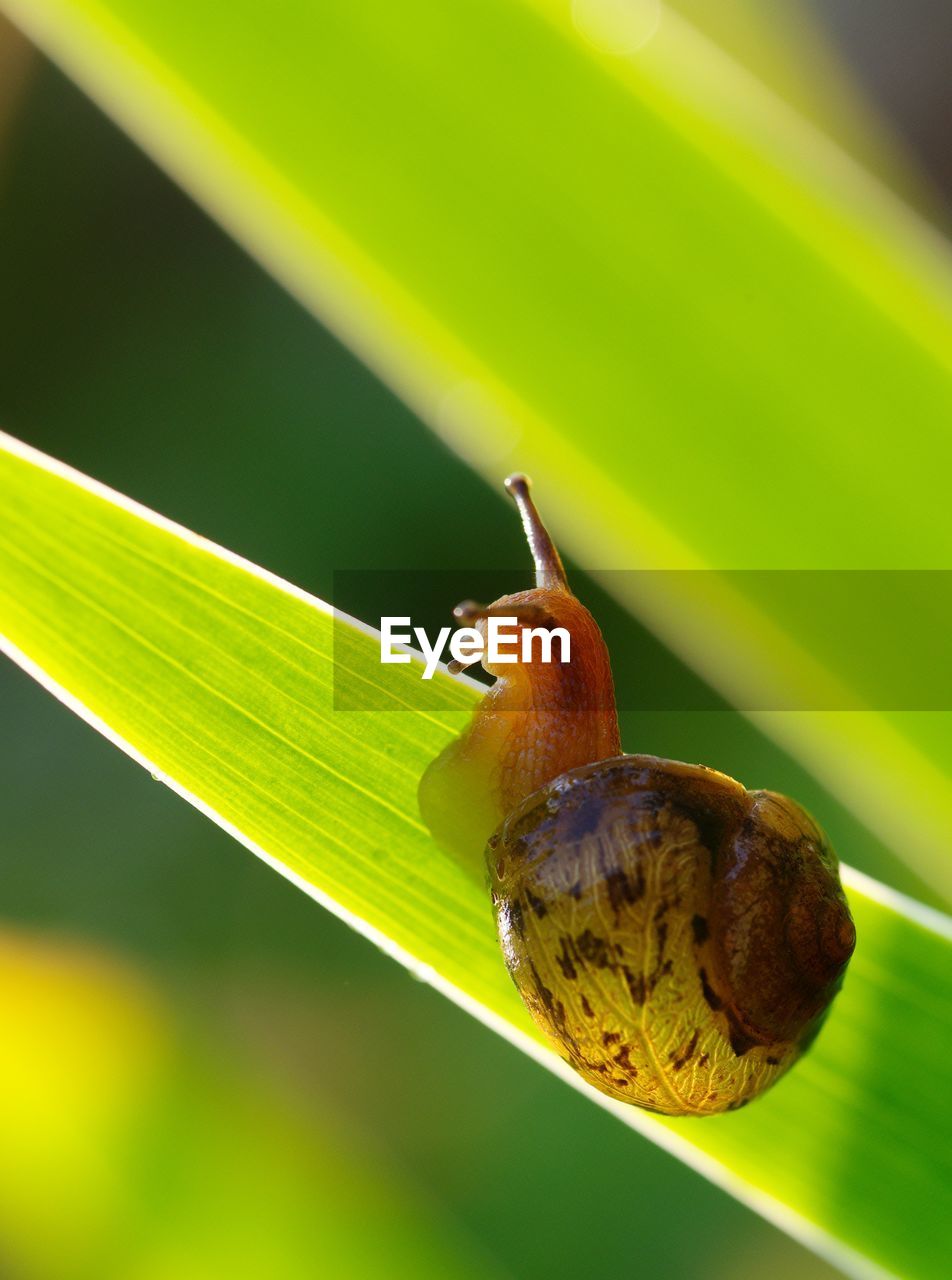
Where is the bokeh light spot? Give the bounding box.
[571,0,662,56]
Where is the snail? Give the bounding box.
[419,475,855,1116]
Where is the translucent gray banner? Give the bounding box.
[332,570,952,712]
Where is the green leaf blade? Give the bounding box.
[6,0,952,904]
[3,434,951,1280]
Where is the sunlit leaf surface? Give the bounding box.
[4,0,952,903]
[2,436,950,1280]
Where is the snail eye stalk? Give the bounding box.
[504,473,569,592]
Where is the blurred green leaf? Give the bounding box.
[667,0,937,206]
[4,0,952,902]
[2,435,950,1280]
[0,926,503,1280]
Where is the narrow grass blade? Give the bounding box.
[1,434,949,1280]
[4,0,952,899]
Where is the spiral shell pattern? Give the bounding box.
[488,755,855,1115]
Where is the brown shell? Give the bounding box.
[487,754,855,1116]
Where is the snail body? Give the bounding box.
[419,476,855,1116]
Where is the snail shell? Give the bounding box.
[489,755,855,1116]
